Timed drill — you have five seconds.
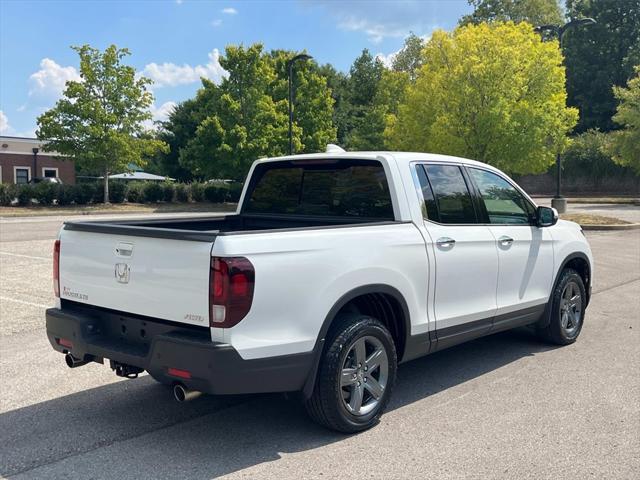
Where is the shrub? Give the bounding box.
[175,183,190,202]
[563,130,628,182]
[74,183,96,205]
[143,182,164,203]
[190,182,205,202]
[0,183,16,206]
[126,182,144,203]
[228,183,243,203]
[33,182,57,205]
[16,184,34,206]
[108,181,127,204]
[162,182,175,202]
[204,183,228,203]
[56,185,75,206]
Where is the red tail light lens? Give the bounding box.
[53,239,60,297]
[209,257,255,328]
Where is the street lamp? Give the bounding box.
[535,18,596,213]
[287,53,313,155]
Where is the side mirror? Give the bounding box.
[536,206,558,227]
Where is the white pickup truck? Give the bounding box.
[47,151,593,432]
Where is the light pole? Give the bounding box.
[535,18,596,213]
[287,53,312,155]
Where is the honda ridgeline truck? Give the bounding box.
[46,151,593,432]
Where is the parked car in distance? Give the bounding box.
[29,176,63,184]
[46,151,593,432]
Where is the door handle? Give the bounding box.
[498,235,514,246]
[436,237,456,248]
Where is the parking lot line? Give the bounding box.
[0,296,50,309]
[0,251,49,260]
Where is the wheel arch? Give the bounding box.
[302,284,411,398]
[538,252,592,329]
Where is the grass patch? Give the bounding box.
[0,202,237,217]
[561,213,631,225]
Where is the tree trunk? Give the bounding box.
[103,168,110,204]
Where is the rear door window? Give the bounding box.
[424,164,477,224]
[245,160,394,220]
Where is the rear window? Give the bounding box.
[244,160,394,219]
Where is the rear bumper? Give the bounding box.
[46,305,313,395]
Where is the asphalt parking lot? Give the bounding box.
[0,213,638,479]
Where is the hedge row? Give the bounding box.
[0,181,243,207]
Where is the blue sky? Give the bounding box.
[0,0,471,137]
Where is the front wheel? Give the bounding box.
[305,314,397,433]
[538,268,586,345]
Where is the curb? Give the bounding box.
[580,223,640,231]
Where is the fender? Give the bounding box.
[537,252,592,329]
[301,284,412,399]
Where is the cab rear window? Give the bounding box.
[244,160,394,219]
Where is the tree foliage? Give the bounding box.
[160,44,335,181]
[607,67,640,173]
[342,49,385,150]
[391,33,426,80]
[386,22,578,175]
[460,0,563,26]
[564,0,640,132]
[36,45,167,202]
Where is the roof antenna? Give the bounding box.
[326,144,346,153]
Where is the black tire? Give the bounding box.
[538,268,586,345]
[305,314,397,433]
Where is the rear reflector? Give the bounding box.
[53,239,60,297]
[57,338,73,348]
[209,257,255,328]
[168,367,192,379]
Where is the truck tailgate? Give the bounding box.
[59,228,213,327]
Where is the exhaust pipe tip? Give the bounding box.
[173,384,202,403]
[65,353,89,368]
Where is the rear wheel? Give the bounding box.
[538,268,586,345]
[305,314,397,433]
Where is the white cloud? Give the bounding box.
[222,7,237,15]
[152,101,177,122]
[211,19,223,27]
[28,58,80,99]
[375,51,397,69]
[0,110,11,134]
[309,1,441,43]
[339,18,403,44]
[0,111,33,137]
[143,101,177,130]
[376,33,430,68]
[176,0,183,4]
[142,49,227,88]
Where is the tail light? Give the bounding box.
[209,257,255,328]
[53,239,60,297]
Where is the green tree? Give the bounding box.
[391,33,426,80]
[318,64,350,146]
[607,67,640,173]
[179,44,289,180]
[563,130,624,188]
[386,22,578,175]
[159,45,335,181]
[460,0,564,26]
[36,45,167,202]
[269,50,336,153]
[344,49,385,150]
[564,0,640,132]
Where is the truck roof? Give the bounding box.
[257,151,500,173]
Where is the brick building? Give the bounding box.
[0,136,75,184]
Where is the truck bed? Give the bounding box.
[64,213,399,242]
